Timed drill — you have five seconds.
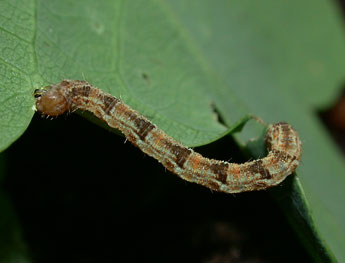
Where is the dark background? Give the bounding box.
[3,113,311,263]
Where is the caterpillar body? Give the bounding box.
[34,80,302,193]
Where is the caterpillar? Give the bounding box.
[34,80,302,193]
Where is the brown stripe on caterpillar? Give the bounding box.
[33,80,302,194]
[279,122,292,148]
[248,160,272,179]
[103,95,120,114]
[155,137,193,169]
[210,162,229,184]
[169,144,193,168]
[134,118,156,141]
[72,85,91,97]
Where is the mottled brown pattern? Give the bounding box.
[125,132,138,147]
[60,80,71,87]
[271,149,291,162]
[134,118,156,141]
[207,181,220,191]
[123,109,138,121]
[72,86,91,97]
[248,160,272,179]
[170,144,192,168]
[34,80,302,194]
[103,95,120,114]
[287,156,299,171]
[163,160,175,171]
[253,181,268,189]
[265,134,272,151]
[280,122,291,148]
[210,163,229,184]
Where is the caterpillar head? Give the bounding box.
[34,83,70,116]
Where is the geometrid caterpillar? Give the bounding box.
[34,80,302,194]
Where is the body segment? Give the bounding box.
[34,80,302,193]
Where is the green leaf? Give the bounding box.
[1,0,345,261]
[0,0,36,151]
